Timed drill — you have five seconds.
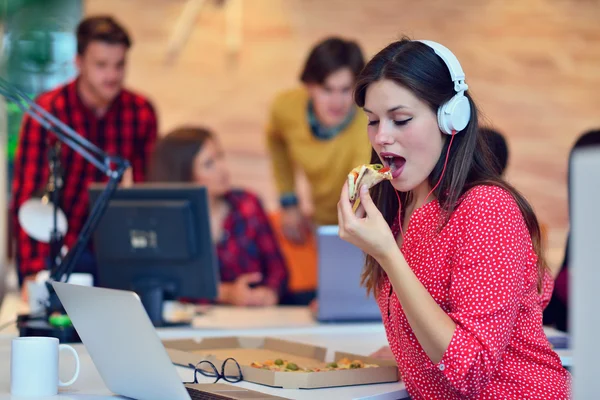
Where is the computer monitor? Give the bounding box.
[88,183,219,327]
[570,147,600,398]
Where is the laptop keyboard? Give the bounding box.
[187,386,230,400]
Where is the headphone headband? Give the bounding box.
[416,39,471,135]
[417,40,468,94]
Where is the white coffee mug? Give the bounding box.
[11,336,80,396]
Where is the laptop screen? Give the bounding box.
[316,226,381,322]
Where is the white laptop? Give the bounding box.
[51,281,287,400]
[315,226,382,323]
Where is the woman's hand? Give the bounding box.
[337,182,398,264]
[218,273,279,307]
[250,287,279,307]
[219,272,262,306]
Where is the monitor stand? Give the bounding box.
[132,280,191,328]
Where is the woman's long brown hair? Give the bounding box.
[147,126,214,183]
[354,38,547,296]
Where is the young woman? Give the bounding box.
[338,38,570,399]
[149,127,288,307]
[266,36,371,245]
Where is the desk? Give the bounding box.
[0,292,407,399]
[0,336,406,400]
[0,292,571,400]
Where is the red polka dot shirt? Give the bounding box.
[379,185,571,399]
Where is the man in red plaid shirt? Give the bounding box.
[11,16,158,294]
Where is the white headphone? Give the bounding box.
[417,40,471,135]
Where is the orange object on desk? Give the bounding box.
[268,211,317,293]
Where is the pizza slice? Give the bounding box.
[347,164,392,202]
[251,359,303,372]
[250,357,379,373]
[347,164,392,213]
[325,358,379,371]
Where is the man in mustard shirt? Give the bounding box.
[266,37,371,244]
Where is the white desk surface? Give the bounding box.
[0,291,571,400]
[0,292,407,400]
[0,337,405,400]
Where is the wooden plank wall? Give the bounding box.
[85,0,600,266]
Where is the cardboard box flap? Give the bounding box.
[193,336,265,350]
[163,337,327,360]
[273,371,311,390]
[334,350,397,367]
[263,338,327,361]
[166,347,198,368]
[162,339,201,352]
[164,337,254,350]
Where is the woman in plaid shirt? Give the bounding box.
[149,127,289,306]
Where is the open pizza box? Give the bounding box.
[163,336,398,390]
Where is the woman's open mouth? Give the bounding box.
[381,152,406,179]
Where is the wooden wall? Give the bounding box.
[85,0,600,267]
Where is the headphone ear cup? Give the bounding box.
[437,102,452,135]
[437,94,471,135]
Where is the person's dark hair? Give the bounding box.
[148,126,214,183]
[480,127,509,175]
[354,37,547,296]
[567,129,600,198]
[558,129,600,259]
[300,37,365,85]
[76,16,131,55]
[562,128,600,250]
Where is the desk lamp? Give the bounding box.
[0,77,129,342]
